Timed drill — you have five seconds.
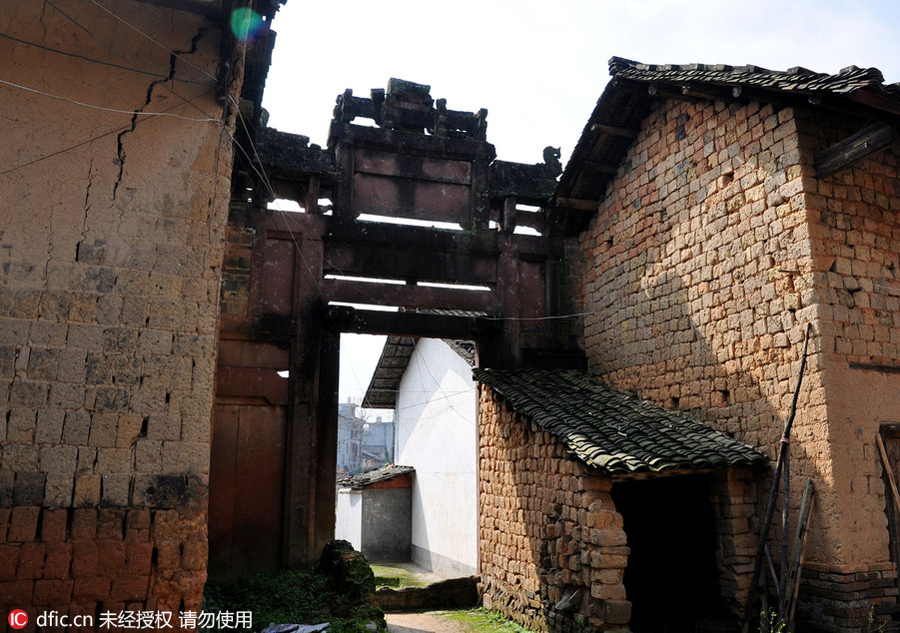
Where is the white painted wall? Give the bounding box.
[396,338,477,577]
[335,488,362,551]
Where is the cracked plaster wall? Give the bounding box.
[0,0,238,623]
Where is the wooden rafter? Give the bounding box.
[815,122,892,178]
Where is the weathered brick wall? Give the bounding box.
[579,98,833,554]
[479,386,759,630]
[479,387,630,632]
[793,114,900,629]
[577,95,900,628]
[0,1,239,625]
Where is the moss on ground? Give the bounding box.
[369,564,429,588]
[440,608,534,633]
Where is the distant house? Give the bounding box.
[336,399,394,476]
[364,336,478,577]
[335,465,414,563]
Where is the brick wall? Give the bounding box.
[478,386,758,630]
[579,97,835,556]
[479,386,630,632]
[793,113,900,630]
[576,94,900,627]
[0,1,240,625]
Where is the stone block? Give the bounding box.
[43,542,73,580]
[33,578,75,605]
[97,509,126,540]
[71,541,100,578]
[101,474,131,507]
[62,410,91,444]
[17,541,46,579]
[73,475,101,507]
[6,408,36,443]
[9,379,49,407]
[40,445,78,473]
[97,540,126,569]
[42,509,69,542]
[126,541,153,575]
[72,575,110,601]
[110,575,150,602]
[0,544,19,581]
[88,413,119,447]
[8,506,40,542]
[71,509,98,540]
[13,472,47,505]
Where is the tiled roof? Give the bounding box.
[474,368,767,474]
[338,465,415,490]
[608,57,896,96]
[551,57,900,235]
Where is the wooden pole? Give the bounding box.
[876,434,900,516]
[785,478,815,628]
[743,323,813,630]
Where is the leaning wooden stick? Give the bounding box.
[785,477,815,628]
[876,434,900,517]
[743,322,813,631]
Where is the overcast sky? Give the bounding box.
[259,0,900,403]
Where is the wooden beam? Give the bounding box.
[590,123,639,139]
[328,307,499,339]
[850,89,900,117]
[815,122,892,178]
[321,278,496,313]
[555,197,597,212]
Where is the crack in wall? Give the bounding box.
[112,26,209,199]
[75,157,95,262]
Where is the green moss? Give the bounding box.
[369,564,429,588]
[441,608,535,633]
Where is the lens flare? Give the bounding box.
[230,8,264,41]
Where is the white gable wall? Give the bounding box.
[396,338,478,577]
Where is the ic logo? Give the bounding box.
[8,609,28,629]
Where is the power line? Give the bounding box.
[84,0,218,83]
[0,31,211,85]
[0,78,220,122]
[0,90,217,178]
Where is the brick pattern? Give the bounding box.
[479,387,759,631]
[803,115,900,368]
[709,469,757,616]
[580,98,822,451]
[0,506,206,632]
[0,1,239,623]
[479,387,630,632]
[575,94,900,628]
[797,563,899,632]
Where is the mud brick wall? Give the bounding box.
[0,1,241,625]
[579,98,835,560]
[479,386,630,632]
[577,94,900,627]
[800,112,900,567]
[709,469,758,616]
[478,386,759,630]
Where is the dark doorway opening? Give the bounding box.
[611,474,727,632]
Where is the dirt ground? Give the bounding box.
[385,612,469,633]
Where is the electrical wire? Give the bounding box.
[0,90,219,178]
[84,0,219,83]
[0,78,220,122]
[0,31,211,85]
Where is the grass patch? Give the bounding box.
[369,564,429,589]
[441,608,534,633]
[203,567,383,633]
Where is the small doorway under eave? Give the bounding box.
[611,472,728,632]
